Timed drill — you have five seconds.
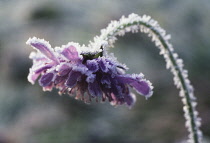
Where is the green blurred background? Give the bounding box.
[0,0,209,143]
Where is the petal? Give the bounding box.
[110,93,124,106]
[75,81,88,101]
[88,80,102,97]
[34,64,53,74]
[86,59,99,72]
[57,64,71,76]
[102,89,113,102]
[110,79,123,96]
[26,37,58,63]
[101,74,111,88]
[124,93,136,107]
[130,80,151,96]
[61,45,80,62]
[39,73,54,87]
[117,74,152,97]
[86,72,96,83]
[58,68,71,77]
[98,58,108,72]
[28,68,40,84]
[29,51,47,62]
[54,75,66,85]
[65,71,82,88]
[43,82,54,91]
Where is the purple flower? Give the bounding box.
[26,37,153,107]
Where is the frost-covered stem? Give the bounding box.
[92,14,202,143]
[138,21,200,143]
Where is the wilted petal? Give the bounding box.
[88,80,102,97]
[61,45,80,62]
[26,37,58,63]
[66,71,82,88]
[39,73,54,87]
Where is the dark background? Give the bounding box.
[0,0,209,143]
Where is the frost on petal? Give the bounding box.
[61,45,80,62]
[29,51,47,62]
[98,58,109,72]
[28,68,41,84]
[86,60,99,72]
[34,64,53,74]
[26,35,154,107]
[130,80,151,96]
[66,71,82,88]
[117,75,152,97]
[88,80,102,97]
[72,64,88,74]
[26,37,58,63]
[39,73,54,87]
[86,72,96,83]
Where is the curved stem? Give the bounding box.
[93,14,202,143]
[139,21,199,143]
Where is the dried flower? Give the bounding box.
[26,37,153,107]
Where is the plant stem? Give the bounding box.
[98,15,202,143]
[140,21,199,143]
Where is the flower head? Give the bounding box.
[26,37,153,107]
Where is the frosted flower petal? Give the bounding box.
[117,75,152,97]
[88,80,102,97]
[66,71,82,88]
[39,73,54,87]
[86,59,99,72]
[60,45,81,62]
[26,37,58,63]
[27,37,153,107]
